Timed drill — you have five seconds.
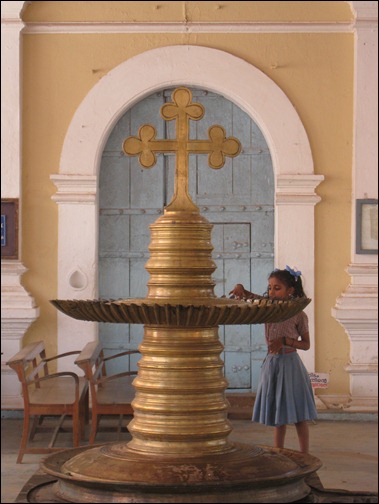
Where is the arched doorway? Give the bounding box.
[52,45,323,374]
[98,87,275,392]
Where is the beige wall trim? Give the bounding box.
[23,21,357,35]
[316,393,372,411]
[51,175,97,204]
[276,175,324,206]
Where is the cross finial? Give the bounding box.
[123,87,241,212]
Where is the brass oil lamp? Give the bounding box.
[44,87,321,503]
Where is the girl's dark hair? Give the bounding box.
[267,269,306,298]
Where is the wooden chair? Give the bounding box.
[75,341,139,444]
[6,340,89,463]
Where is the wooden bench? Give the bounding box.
[75,341,139,444]
[6,341,89,463]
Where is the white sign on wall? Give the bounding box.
[309,372,329,389]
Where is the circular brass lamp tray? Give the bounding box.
[50,296,311,326]
[41,442,322,503]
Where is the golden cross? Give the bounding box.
[123,87,241,212]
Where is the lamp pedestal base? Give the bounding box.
[36,442,321,503]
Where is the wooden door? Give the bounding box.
[99,88,274,392]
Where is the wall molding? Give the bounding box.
[22,21,357,35]
[51,174,97,204]
[276,174,324,205]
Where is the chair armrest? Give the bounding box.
[6,341,45,367]
[102,350,139,363]
[75,342,102,367]
[98,370,138,385]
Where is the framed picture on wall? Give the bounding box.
[1,199,19,259]
[356,199,378,254]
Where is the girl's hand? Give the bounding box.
[268,338,284,354]
[229,284,245,299]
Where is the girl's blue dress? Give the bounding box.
[252,312,317,426]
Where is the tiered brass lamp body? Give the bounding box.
[129,211,232,456]
[122,87,240,456]
[46,87,321,503]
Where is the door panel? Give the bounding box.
[225,351,251,389]
[99,88,274,390]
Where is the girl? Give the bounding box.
[229,266,317,454]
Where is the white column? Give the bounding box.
[332,1,378,411]
[1,1,39,409]
[276,174,324,373]
[51,175,99,372]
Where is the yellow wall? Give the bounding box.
[21,1,354,395]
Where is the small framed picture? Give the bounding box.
[1,199,19,259]
[356,199,378,254]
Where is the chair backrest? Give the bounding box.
[6,341,48,405]
[75,341,138,406]
[7,341,87,408]
[75,341,103,397]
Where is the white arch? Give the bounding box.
[52,45,323,374]
[60,45,313,178]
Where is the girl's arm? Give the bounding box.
[270,331,311,354]
[229,284,259,300]
[283,331,310,351]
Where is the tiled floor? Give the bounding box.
[1,414,378,503]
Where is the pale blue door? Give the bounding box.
[98,88,274,392]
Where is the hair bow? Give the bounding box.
[285,265,302,280]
